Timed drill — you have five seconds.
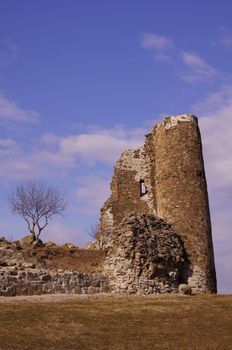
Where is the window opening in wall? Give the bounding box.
[140,180,147,196]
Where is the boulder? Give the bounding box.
[31,239,44,248]
[45,240,56,248]
[20,235,43,249]
[20,235,35,249]
[178,283,192,295]
[0,236,9,246]
[62,242,78,249]
[85,240,100,250]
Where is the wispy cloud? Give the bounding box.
[76,174,111,213]
[0,95,39,124]
[0,138,20,157]
[179,51,219,83]
[41,220,84,246]
[193,85,232,115]
[58,127,144,166]
[141,33,173,51]
[141,32,174,63]
[141,32,221,84]
[197,86,232,188]
[0,125,145,181]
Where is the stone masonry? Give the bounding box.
[0,269,108,296]
[103,212,189,294]
[99,114,217,294]
[0,238,108,296]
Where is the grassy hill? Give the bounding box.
[0,294,232,350]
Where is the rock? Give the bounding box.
[36,260,46,269]
[0,259,7,267]
[20,235,43,249]
[0,236,9,245]
[62,242,78,249]
[12,241,22,250]
[20,235,35,249]
[45,240,56,248]
[7,259,17,267]
[32,239,44,248]
[40,274,51,281]
[178,284,192,295]
[22,262,35,269]
[85,240,100,250]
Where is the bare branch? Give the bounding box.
[7,179,67,240]
[86,223,99,240]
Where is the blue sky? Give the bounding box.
[0,1,232,293]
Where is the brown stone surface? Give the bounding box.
[103,213,189,294]
[151,116,216,293]
[99,114,217,293]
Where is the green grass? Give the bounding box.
[0,294,232,350]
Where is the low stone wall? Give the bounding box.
[0,269,108,297]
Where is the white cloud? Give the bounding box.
[180,51,219,83]
[141,33,220,84]
[76,175,111,213]
[0,126,145,181]
[214,215,232,293]
[193,85,232,114]
[0,95,39,123]
[59,127,144,166]
[41,220,84,246]
[0,138,20,157]
[141,33,173,51]
[0,138,32,179]
[200,116,232,189]
[197,86,232,188]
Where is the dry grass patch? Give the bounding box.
[26,246,106,274]
[0,294,232,350]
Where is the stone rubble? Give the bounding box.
[0,237,108,296]
[102,212,189,294]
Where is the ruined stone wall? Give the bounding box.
[0,269,108,296]
[0,239,108,297]
[103,213,188,294]
[99,114,217,294]
[99,147,155,243]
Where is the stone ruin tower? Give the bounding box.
[99,114,217,294]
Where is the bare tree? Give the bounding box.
[8,180,67,240]
[86,222,99,240]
